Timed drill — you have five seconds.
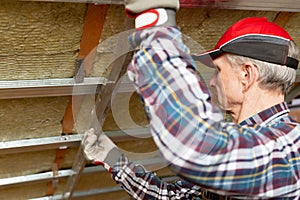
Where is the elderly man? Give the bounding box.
[82,0,300,199]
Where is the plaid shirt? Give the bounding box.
[113,155,202,199]
[112,27,300,199]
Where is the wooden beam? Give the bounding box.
[78,4,109,60]
[62,17,134,200]
[46,4,109,196]
[62,4,109,136]
[273,11,294,26]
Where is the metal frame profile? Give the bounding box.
[0,76,135,99]
[20,0,300,12]
[0,128,152,186]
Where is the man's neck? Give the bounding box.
[231,88,285,124]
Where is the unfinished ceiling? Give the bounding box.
[0,1,300,199]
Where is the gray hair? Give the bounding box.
[225,41,299,95]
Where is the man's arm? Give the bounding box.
[82,128,203,199]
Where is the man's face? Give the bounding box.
[209,55,244,111]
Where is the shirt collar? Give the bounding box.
[239,102,290,126]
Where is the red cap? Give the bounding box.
[193,17,299,69]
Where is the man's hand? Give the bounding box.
[82,128,121,172]
[124,0,179,29]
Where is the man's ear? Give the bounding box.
[240,62,259,92]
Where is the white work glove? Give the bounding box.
[124,0,179,29]
[82,128,121,172]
